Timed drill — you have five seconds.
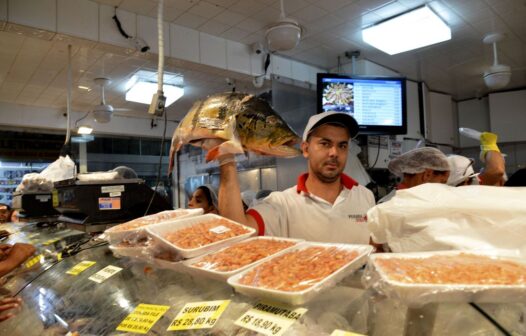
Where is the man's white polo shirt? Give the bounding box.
[246,173,375,244]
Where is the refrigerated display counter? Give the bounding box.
[0,234,524,336]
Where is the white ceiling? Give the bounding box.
[1,0,526,126]
[95,0,526,99]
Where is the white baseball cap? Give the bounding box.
[302,112,359,141]
[447,155,479,186]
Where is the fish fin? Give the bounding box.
[206,146,221,162]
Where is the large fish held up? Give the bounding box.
[169,92,301,172]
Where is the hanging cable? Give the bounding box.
[157,0,164,94]
[144,111,168,216]
[65,44,72,146]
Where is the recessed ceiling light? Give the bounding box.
[126,82,184,106]
[362,6,451,55]
[78,85,91,91]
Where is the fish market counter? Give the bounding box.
[1,241,525,336]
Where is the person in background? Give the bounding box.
[0,297,22,322]
[0,204,12,223]
[379,147,450,203]
[447,132,506,187]
[0,242,35,277]
[0,242,34,323]
[217,112,376,245]
[241,190,256,211]
[188,185,218,214]
[255,189,273,201]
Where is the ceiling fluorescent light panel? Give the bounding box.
[126,81,184,107]
[362,6,451,55]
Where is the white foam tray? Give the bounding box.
[365,250,526,306]
[109,245,147,259]
[227,242,373,305]
[183,236,303,281]
[146,213,256,259]
[104,208,203,244]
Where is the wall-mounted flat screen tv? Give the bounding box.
[317,73,407,135]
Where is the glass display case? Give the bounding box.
[0,223,524,336]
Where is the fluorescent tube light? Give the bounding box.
[77,126,93,135]
[362,6,451,55]
[125,81,184,106]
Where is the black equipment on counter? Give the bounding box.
[53,178,172,231]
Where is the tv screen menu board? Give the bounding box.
[317,74,407,135]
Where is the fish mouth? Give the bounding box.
[264,137,302,157]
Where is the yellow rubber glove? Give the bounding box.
[480,132,500,162]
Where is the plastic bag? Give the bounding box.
[367,183,526,257]
[76,171,119,181]
[16,155,75,192]
[15,173,54,193]
[362,251,526,306]
[40,155,76,182]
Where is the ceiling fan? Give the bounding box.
[265,0,303,52]
[482,32,511,90]
[91,76,131,123]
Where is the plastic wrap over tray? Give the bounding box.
[145,213,256,259]
[103,208,204,244]
[362,251,526,307]
[227,242,373,305]
[184,236,303,280]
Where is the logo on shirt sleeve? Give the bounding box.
[348,214,367,223]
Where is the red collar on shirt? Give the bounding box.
[296,173,358,194]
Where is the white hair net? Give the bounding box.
[447,155,479,186]
[388,147,450,177]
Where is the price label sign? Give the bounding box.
[331,329,366,336]
[43,238,60,246]
[66,261,96,275]
[235,302,307,336]
[24,254,43,268]
[89,265,122,283]
[116,303,170,334]
[167,300,230,331]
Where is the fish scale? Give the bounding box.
[168,92,302,173]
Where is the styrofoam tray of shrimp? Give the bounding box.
[183,236,304,281]
[227,242,373,305]
[104,208,204,244]
[363,251,526,306]
[146,214,256,259]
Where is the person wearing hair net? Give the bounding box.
[379,147,450,203]
[188,185,218,214]
[447,132,506,187]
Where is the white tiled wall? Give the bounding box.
[199,32,226,69]
[57,0,99,40]
[170,24,199,63]
[8,0,57,31]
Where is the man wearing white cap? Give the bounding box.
[217,112,375,244]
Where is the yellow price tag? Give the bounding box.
[66,261,96,275]
[167,300,230,331]
[116,303,170,334]
[43,238,60,246]
[235,302,307,336]
[24,254,43,268]
[331,329,367,336]
[57,252,62,261]
[89,265,122,283]
[52,189,59,207]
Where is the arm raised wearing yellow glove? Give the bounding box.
[479,132,505,186]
